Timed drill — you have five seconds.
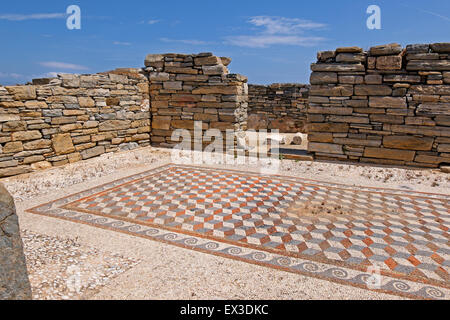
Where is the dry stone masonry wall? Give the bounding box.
[248,84,309,133]
[145,53,248,147]
[0,69,150,178]
[308,43,450,168]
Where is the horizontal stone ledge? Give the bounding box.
[310,63,365,72]
[360,157,406,166]
[406,53,440,60]
[383,75,421,83]
[369,43,403,56]
[309,85,353,97]
[328,115,370,124]
[409,85,450,95]
[336,53,366,64]
[369,96,407,108]
[333,138,381,147]
[354,85,392,96]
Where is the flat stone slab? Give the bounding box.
[27,164,450,300]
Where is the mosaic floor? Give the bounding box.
[27,164,450,300]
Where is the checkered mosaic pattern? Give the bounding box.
[29,164,450,299]
[64,166,450,286]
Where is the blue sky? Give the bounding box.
[0,0,449,85]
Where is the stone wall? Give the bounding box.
[307,43,450,168]
[145,53,248,147]
[0,69,150,178]
[248,83,309,133]
[0,183,32,300]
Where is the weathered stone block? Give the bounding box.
[407,60,450,71]
[23,139,52,151]
[383,75,421,83]
[11,131,42,141]
[202,65,228,75]
[406,44,430,54]
[437,144,450,153]
[364,75,382,84]
[81,146,106,160]
[336,53,366,63]
[311,63,365,72]
[310,72,338,84]
[0,166,32,178]
[364,147,415,161]
[309,142,343,154]
[78,97,95,107]
[369,96,407,108]
[317,51,336,61]
[99,120,131,131]
[369,43,402,56]
[309,85,353,97]
[194,56,222,66]
[335,47,363,54]
[430,43,450,53]
[5,86,36,100]
[163,81,183,90]
[355,85,392,96]
[308,132,334,143]
[152,116,171,130]
[144,54,164,66]
[376,55,403,70]
[192,86,239,95]
[3,142,23,153]
[383,136,434,151]
[307,122,349,133]
[2,121,26,132]
[51,133,75,155]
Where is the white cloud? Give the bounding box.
[249,16,326,34]
[226,15,326,48]
[39,62,89,71]
[148,19,160,25]
[160,38,208,45]
[0,13,65,21]
[113,41,132,46]
[225,35,326,48]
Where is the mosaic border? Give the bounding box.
[27,164,450,300]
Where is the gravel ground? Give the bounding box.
[4,146,449,300]
[22,230,140,300]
